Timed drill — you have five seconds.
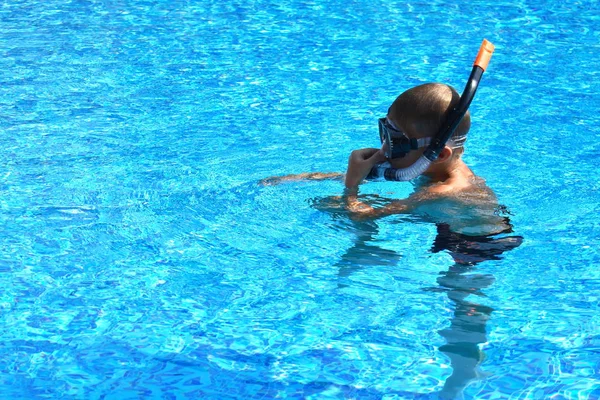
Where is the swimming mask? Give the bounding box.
[378,117,432,159]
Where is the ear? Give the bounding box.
[435,146,453,163]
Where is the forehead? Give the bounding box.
[383,116,403,132]
[385,113,432,140]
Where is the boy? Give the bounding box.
[342,82,478,216]
[262,82,509,236]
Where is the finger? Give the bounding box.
[357,148,380,159]
[368,148,387,163]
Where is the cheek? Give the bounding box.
[390,150,424,168]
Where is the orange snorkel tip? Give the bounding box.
[474,39,495,71]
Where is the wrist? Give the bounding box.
[343,186,358,196]
[344,172,362,189]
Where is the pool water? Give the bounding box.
[1,0,600,398]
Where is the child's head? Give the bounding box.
[385,83,471,169]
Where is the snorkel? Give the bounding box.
[368,39,495,181]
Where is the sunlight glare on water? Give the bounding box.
[1,0,600,399]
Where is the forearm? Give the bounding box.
[344,162,369,189]
[344,189,410,220]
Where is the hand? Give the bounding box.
[344,147,386,189]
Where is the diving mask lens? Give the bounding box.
[378,118,413,159]
[378,118,388,148]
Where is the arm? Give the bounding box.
[344,191,412,220]
[345,180,440,221]
[259,172,344,186]
[260,145,384,187]
[344,147,394,219]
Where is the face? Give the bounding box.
[381,116,428,169]
[388,145,427,169]
[379,118,415,159]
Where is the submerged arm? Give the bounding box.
[344,184,445,220]
[260,145,385,187]
[344,190,413,220]
[259,172,344,186]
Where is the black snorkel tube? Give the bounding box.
[368,39,495,182]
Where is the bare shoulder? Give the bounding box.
[420,176,497,204]
[410,176,511,235]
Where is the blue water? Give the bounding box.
[2,0,600,398]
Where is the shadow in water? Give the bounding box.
[332,213,522,398]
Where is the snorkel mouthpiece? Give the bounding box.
[368,39,495,182]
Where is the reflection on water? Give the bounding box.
[320,196,523,398]
[334,219,401,288]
